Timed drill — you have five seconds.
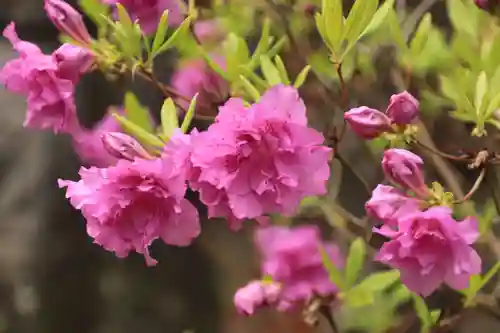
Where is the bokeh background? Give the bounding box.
[0,1,500,333]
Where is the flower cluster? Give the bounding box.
[367,149,481,296]
[344,91,419,139]
[234,225,343,315]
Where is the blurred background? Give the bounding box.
[0,1,500,333]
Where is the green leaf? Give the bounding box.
[345,238,366,288]
[294,65,312,89]
[446,0,477,38]
[260,55,282,86]
[79,0,108,28]
[410,14,432,57]
[322,0,343,58]
[239,66,269,90]
[465,263,500,306]
[319,244,345,290]
[155,16,192,55]
[341,0,379,59]
[355,270,400,293]
[361,0,395,38]
[124,92,154,133]
[239,75,261,102]
[160,98,178,138]
[180,94,198,133]
[248,17,271,69]
[113,113,164,148]
[475,71,488,117]
[412,295,431,333]
[152,10,169,55]
[429,310,441,324]
[479,200,497,235]
[116,3,133,29]
[274,56,290,85]
[342,285,375,308]
[387,8,406,50]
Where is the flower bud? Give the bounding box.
[44,0,92,45]
[382,149,429,198]
[344,107,392,139]
[386,91,419,125]
[101,132,152,161]
[193,20,225,45]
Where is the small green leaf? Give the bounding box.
[361,0,395,38]
[355,270,400,293]
[239,66,269,90]
[446,0,478,38]
[113,113,164,148]
[294,65,312,88]
[465,263,500,306]
[155,16,192,55]
[116,3,133,29]
[274,56,290,85]
[79,0,108,29]
[248,17,271,69]
[180,94,198,133]
[429,310,441,324]
[239,75,261,102]
[341,0,379,59]
[410,14,433,57]
[152,10,169,55]
[479,200,497,235]
[319,244,345,290]
[412,295,431,333]
[345,238,366,288]
[124,92,154,133]
[342,285,375,308]
[160,98,178,138]
[323,0,343,58]
[475,71,488,117]
[260,55,282,86]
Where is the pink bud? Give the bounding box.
[53,44,94,83]
[382,149,429,198]
[474,0,499,11]
[101,132,152,161]
[234,280,281,316]
[344,107,392,139]
[386,91,419,125]
[193,20,225,44]
[44,0,92,45]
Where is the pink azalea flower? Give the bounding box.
[254,225,343,309]
[234,280,281,315]
[0,23,91,133]
[71,109,123,167]
[58,152,201,266]
[171,56,229,116]
[188,85,331,229]
[44,0,92,45]
[365,184,422,227]
[374,206,481,296]
[103,0,185,35]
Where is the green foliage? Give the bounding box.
[124,92,155,134]
[160,98,179,139]
[319,244,346,290]
[462,262,500,307]
[344,238,366,288]
[79,0,108,32]
[180,94,198,133]
[413,295,440,333]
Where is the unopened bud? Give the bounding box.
[474,0,500,11]
[101,132,152,161]
[382,149,429,198]
[386,91,419,125]
[344,106,392,139]
[44,0,92,45]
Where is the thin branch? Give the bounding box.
[319,305,339,333]
[403,0,442,39]
[454,168,486,203]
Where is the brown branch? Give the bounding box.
[454,168,486,204]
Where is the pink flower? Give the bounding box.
[382,149,430,198]
[0,23,91,133]
[103,0,185,34]
[374,206,481,296]
[344,106,392,139]
[254,226,343,308]
[58,153,200,265]
[44,0,92,45]
[53,44,94,83]
[365,184,422,227]
[171,57,228,116]
[72,110,123,167]
[386,91,419,125]
[234,280,281,315]
[188,85,331,229]
[193,20,225,44]
[474,0,499,11]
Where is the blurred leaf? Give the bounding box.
[322,0,343,58]
[361,0,395,38]
[412,294,432,333]
[260,55,282,86]
[248,18,271,69]
[387,8,406,50]
[155,16,192,55]
[429,310,441,324]
[124,92,154,133]
[341,0,379,59]
[345,238,366,288]
[152,10,169,55]
[274,56,290,85]
[79,0,108,28]
[356,270,400,293]
[180,94,198,133]
[293,65,312,88]
[475,71,488,118]
[342,285,374,308]
[160,98,178,138]
[479,200,497,235]
[410,14,432,57]
[446,0,478,38]
[319,244,346,290]
[465,263,500,306]
[239,75,261,102]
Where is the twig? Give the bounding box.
[454,168,486,203]
[413,140,470,162]
[402,0,442,39]
[319,305,339,333]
